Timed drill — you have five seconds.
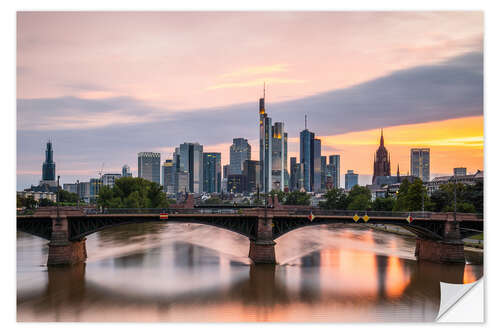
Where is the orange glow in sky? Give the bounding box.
[286,116,483,180]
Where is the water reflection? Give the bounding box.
[17,224,483,322]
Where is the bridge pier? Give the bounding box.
[249,210,276,264]
[47,214,87,266]
[415,214,465,264]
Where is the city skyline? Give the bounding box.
[17,12,483,190]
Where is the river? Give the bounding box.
[17,222,483,322]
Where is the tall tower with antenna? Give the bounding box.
[259,82,273,192]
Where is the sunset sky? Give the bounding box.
[16,11,483,189]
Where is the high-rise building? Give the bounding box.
[223,164,230,179]
[229,138,251,175]
[411,148,430,182]
[122,164,132,177]
[173,143,204,193]
[227,174,244,193]
[320,156,327,191]
[328,155,340,189]
[41,141,56,186]
[300,128,314,192]
[162,159,175,193]
[101,173,121,188]
[373,129,391,184]
[271,122,288,191]
[345,170,359,190]
[203,152,221,193]
[175,171,189,195]
[138,152,161,184]
[243,160,260,193]
[454,167,467,177]
[313,139,322,193]
[259,87,273,193]
[89,178,101,203]
[299,117,320,192]
[289,157,298,191]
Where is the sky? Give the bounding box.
[16,11,484,189]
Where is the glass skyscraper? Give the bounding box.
[345,170,359,190]
[203,152,221,193]
[138,152,161,184]
[229,138,251,176]
[328,155,340,189]
[162,159,175,193]
[259,89,273,193]
[271,122,288,191]
[173,142,204,193]
[410,148,430,182]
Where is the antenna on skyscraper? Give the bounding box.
[263,82,266,99]
[305,114,307,130]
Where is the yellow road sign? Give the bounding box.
[363,214,370,222]
[353,214,360,222]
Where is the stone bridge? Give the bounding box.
[16,207,483,266]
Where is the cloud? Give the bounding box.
[17,51,483,188]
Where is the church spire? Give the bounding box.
[380,128,384,146]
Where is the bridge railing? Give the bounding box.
[88,207,242,215]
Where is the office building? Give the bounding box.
[63,183,77,193]
[173,142,204,193]
[101,173,121,188]
[271,122,288,191]
[327,155,340,189]
[122,164,132,177]
[138,152,161,184]
[203,152,222,193]
[243,160,260,193]
[345,170,359,190]
[373,129,391,184]
[229,138,251,176]
[299,117,321,192]
[411,148,430,182]
[320,156,327,191]
[454,167,467,177]
[227,174,244,193]
[289,157,298,191]
[175,171,189,195]
[259,87,273,193]
[162,159,175,193]
[89,178,101,203]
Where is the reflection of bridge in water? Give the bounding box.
[17,239,478,322]
[17,207,483,266]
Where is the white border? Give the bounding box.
[3,0,499,332]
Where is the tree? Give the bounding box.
[58,189,79,203]
[269,190,287,203]
[97,177,170,209]
[320,188,348,210]
[204,197,223,204]
[345,185,372,210]
[283,191,311,206]
[39,198,55,207]
[393,178,430,212]
[372,196,395,211]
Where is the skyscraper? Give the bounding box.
[372,129,391,184]
[122,164,132,177]
[203,152,221,193]
[289,157,298,191]
[271,122,287,191]
[300,116,320,192]
[328,155,340,189]
[259,86,273,193]
[229,138,251,175]
[42,140,56,184]
[345,170,359,190]
[243,160,260,193]
[138,152,161,184]
[173,142,204,193]
[313,139,322,193]
[454,167,467,177]
[162,159,175,193]
[411,148,430,182]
